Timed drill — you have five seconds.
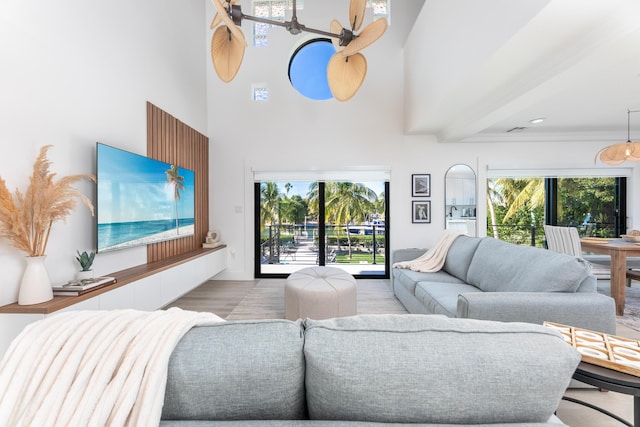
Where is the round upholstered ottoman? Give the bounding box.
[285,266,357,320]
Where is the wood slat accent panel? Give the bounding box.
[146,102,209,263]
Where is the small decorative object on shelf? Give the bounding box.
[19,256,52,305]
[75,250,95,280]
[203,229,224,248]
[0,145,95,305]
[52,276,117,296]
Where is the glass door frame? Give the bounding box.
[254,181,390,279]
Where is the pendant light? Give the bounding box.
[596,109,640,165]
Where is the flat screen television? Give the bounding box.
[96,143,195,253]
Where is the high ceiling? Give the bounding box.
[404,0,640,144]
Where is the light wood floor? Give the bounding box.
[166,279,639,427]
[164,279,258,318]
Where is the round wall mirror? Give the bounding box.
[445,164,477,236]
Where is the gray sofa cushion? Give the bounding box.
[394,269,465,295]
[162,319,306,421]
[303,315,579,425]
[442,235,482,281]
[415,281,483,316]
[467,238,592,293]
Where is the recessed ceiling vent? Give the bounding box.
[506,126,527,133]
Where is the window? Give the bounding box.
[288,39,334,100]
[252,84,269,101]
[552,177,622,237]
[252,0,303,46]
[369,0,389,22]
[251,0,388,47]
[254,172,389,278]
[486,169,630,246]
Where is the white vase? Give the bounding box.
[76,270,94,280]
[18,256,53,305]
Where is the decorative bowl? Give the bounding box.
[621,235,640,243]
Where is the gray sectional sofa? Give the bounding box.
[392,235,617,334]
[161,315,579,426]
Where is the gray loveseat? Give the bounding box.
[161,315,579,426]
[392,235,616,334]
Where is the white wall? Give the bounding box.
[206,1,640,280]
[0,0,208,306]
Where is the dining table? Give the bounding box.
[580,237,640,316]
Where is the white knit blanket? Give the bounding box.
[0,307,224,426]
[393,230,466,272]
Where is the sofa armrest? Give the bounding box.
[391,248,427,264]
[457,292,616,334]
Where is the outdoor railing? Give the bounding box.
[260,223,385,265]
[487,224,545,247]
[487,222,616,248]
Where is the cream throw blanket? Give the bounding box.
[0,307,224,426]
[393,230,466,272]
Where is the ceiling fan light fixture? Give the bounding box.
[529,117,545,124]
[208,0,387,100]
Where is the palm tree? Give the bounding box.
[306,182,319,219]
[487,177,545,242]
[486,191,499,239]
[260,182,282,262]
[374,191,386,219]
[165,165,185,234]
[260,182,281,231]
[500,178,544,222]
[325,182,376,260]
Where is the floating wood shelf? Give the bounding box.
[0,246,225,315]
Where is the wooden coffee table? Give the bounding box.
[566,361,640,427]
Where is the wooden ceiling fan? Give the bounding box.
[209,0,387,101]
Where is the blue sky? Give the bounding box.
[97,143,195,224]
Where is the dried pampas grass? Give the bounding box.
[0,145,95,257]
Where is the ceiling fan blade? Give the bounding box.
[342,18,387,57]
[349,0,367,32]
[327,52,367,102]
[211,0,246,45]
[210,0,239,29]
[210,13,223,29]
[330,19,344,52]
[211,25,245,82]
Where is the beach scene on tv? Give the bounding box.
[97,143,195,253]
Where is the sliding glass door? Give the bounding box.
[255,180,389,278]
[551,177,623,237]
[487,175,626,246]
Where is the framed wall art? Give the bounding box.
[412,174,431,197]
[412,201,431,223]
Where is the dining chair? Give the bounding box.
[543,225,612,279]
